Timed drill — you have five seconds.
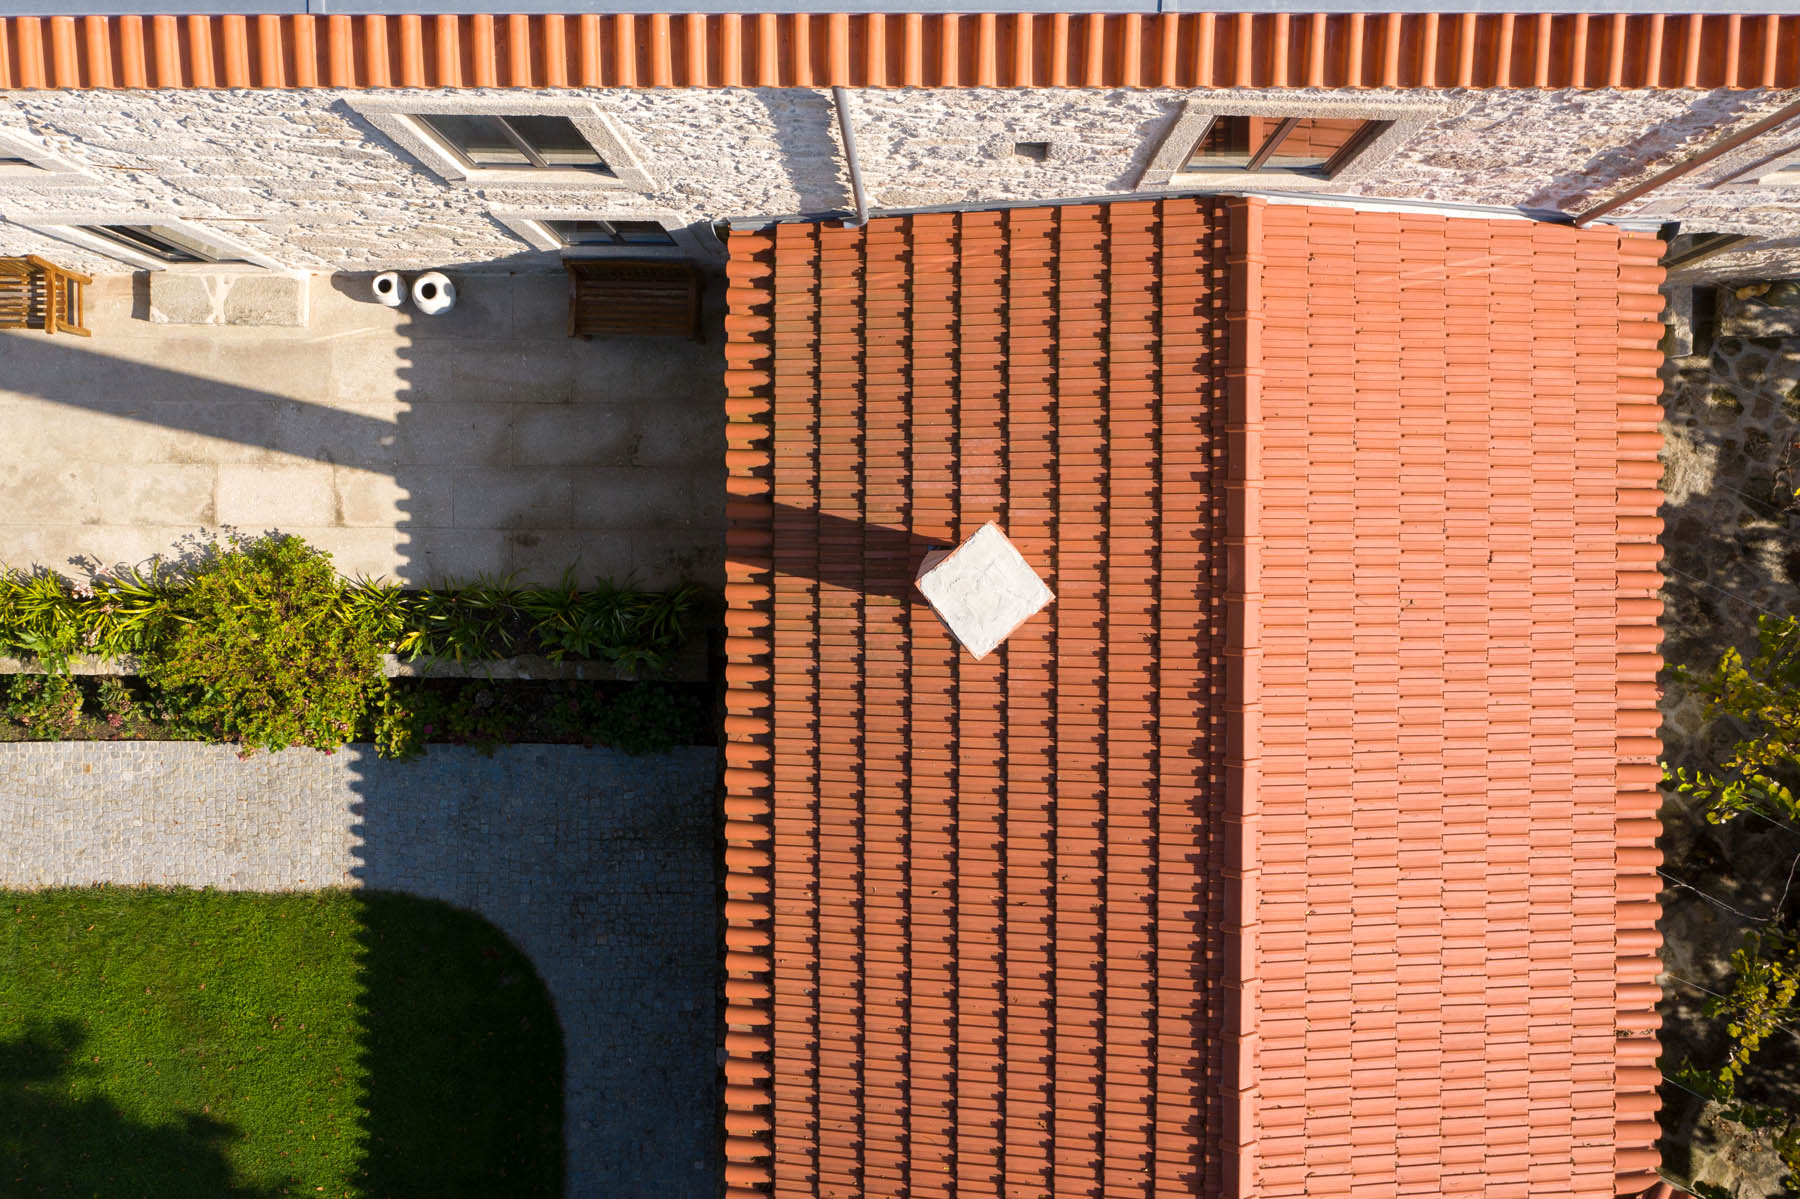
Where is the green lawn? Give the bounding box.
[0,888,562,1198]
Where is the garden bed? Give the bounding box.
[1,676,714,755]
[0,887,562,1197]
[0,533,717,758]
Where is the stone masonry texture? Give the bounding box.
[0,86,1797,280]
[0,741,723,1199]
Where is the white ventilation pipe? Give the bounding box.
[411,271,456,316]
[371,271,404,307]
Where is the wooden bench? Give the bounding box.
[0,255,92,336]
[566,259,703,341]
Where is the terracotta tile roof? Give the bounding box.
[721,195,1666,1199]
[723,197,1237,1199]
[1,11,1794,91]
[1234,203,1668,1198]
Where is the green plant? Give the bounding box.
[93,676,135,729]
[336,574,411,653]
[4,674,83,738]
[589,684,700,755]
[1668,614,1800,827]
[1713,926,1800,1090]
[520,576,701,669]
[141,534,384,754]
[1673,927,1800,1193]
[400,575,521,663]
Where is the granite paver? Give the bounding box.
[0,741,721,1199]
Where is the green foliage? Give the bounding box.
[93,676,134,728]
[1668,614,1800,826]
[587,684,702,756]
[0,887,562,1197]
[519,574,702,669]
[4,674,83,739]
[0,534,706,755]
[1670,614,1800,1193]
[1712,926,1800,1090]
[141,535,386,754]
[1676,927,1800,1192]
[0,564,180,671]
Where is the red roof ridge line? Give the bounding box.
[0,12,1794,90]
[1221,194,1265,1199]
[720,229,778,1199]
[1610,228,1669,1199]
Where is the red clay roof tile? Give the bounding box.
[1,11,1797,90]
[721,196,1664,1199]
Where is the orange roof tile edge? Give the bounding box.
[720,226,778,1199]
[1,12,1796,90]
[1611,229,1670,1198]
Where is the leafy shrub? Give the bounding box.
[93,677,135,729]
[4,674,82,738]
[1669,613,1800,826]
[1668,613,1800,1192]
[142,535,386,754]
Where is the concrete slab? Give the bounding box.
[220,273,309,327]
[0,270,726,586]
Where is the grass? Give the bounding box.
[0,888,562,1198]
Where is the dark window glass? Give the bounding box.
[1185,115,1384,177]
[83,224,239,264]
[506,116,607,169]
[417,114,531,168]
[544,219,676,247]
[417,113,611,174]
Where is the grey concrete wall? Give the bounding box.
[1,84,1798,278]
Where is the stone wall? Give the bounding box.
[1657,285,1800,1196]
[0,84,1798,277]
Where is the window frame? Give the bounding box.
[80,223,239,264]
[490,209,717,260]
[1135,95,1459,195]
[14,213,280,271]
[348,96,656,193]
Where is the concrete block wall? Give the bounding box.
[0,84,1797,279]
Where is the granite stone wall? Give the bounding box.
[0,85,1797,278]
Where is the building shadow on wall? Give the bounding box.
[752,88,857,217]
[0,265,729,1198]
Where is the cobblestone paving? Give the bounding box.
[0,741,721,1199]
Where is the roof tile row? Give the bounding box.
[1,11,1795,90]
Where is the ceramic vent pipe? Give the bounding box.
[832,86,870,230]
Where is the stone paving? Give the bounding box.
[0,741,722,1199]
[0,269,725,588]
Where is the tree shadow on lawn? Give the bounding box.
[0,890,562,1199]
[0,1018,276,1199]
